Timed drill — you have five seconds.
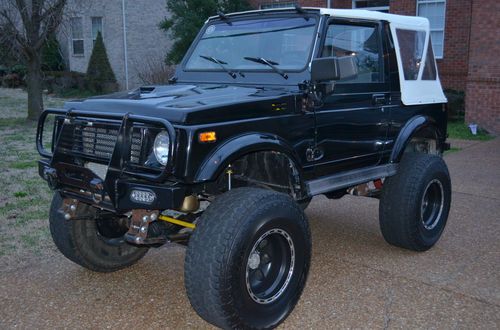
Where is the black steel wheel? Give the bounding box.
[185,187,311,329]
[420,179,445,230]
[379,153,451,251]
[49,193,148,272]
[245,228,295,305]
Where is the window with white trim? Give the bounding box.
[70,17,84,56]
[260,2,296,9]
[352,0,390,13]
[91,17,103,44]
[417,0,446,58]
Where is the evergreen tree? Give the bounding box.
[86,32,117,93]
[160,0,250,64]
[41,34,65,71]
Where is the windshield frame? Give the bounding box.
[179,12,321,79]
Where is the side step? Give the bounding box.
[306,164,398,197]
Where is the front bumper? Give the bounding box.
[37,108,185,213]
[39,160,186,212]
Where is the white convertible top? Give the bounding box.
[320,8,429,29]
[211,8,447,105]
[320,9,447,105]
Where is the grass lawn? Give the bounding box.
[447,120,493,141]
[0,88,65,269]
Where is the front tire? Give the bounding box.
[185,188,311,329]
[49,193,148,272]
[379,153,451,251]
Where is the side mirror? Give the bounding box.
[311,56,358,82]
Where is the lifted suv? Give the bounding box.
[37,7,451,329]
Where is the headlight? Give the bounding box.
[153,131,170,166]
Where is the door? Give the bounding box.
[313,19,391,177]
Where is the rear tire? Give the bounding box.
[185,187,311,329]
[379,153,451,251]
[49,193,148,272]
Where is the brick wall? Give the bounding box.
[434,0,472,91]
[248,0,353,9]
[464,0,500,134]
[389,0,415,15]
[248,0,328,8]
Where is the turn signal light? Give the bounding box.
[199,131,217,143]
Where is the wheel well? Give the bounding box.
[404,127,441,156]
[209,151,307,201]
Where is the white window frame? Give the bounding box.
[70,17,84,56]
[416,0,446,59]
[352,0,390,12]
[91,16,104,42]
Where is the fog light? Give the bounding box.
[130,189,156,204]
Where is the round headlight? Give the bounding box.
[153,131,170,166]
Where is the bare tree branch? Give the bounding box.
[0,0,67,120]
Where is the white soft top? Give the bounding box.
[320,8,429,29]
[212,8,447,105]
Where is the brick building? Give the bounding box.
[249,0,500,134]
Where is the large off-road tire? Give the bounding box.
[379,153,451,251]
[185,188,311,329]
[49,192,148,272]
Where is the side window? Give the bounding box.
[422,39,437,80]
[321,23,381,83]
[396,29,426,80]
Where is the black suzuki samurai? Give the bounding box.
[36,7,451,329]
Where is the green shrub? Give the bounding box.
[1,73,23,88]
[0,65,8,76]
[444,89,465,120]
[85,32,118,93]
[41,35,65,71]
[10,64,27,76]
[43,71,86,94]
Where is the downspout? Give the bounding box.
[327,0,332,8]
[121,0,129,90]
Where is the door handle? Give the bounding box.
[372,94,388,106]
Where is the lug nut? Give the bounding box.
[64,213,71,220]
[70,204,76,212]
[135,237,142,242]
[142,215,149,223]
[150,213,157,221]
[140,226,147,233]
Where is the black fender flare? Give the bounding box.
[194,132,303,183]
[390,115,441,163]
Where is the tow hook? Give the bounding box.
[124,210,164,245]
[60,198,80,220]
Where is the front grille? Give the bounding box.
[58,119,144,164]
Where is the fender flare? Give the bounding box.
[390,115,440,163]
[194,132,303,183]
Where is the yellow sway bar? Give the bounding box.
[158,214,196,229]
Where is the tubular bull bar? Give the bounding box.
[36,108,186,212]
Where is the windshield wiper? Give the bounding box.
[243,57,288,79]
[199,55,237,79]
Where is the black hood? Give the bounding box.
[63,84,297,125]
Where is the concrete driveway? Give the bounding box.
[1,139,499,329]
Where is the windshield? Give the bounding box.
[185,16,318,72]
